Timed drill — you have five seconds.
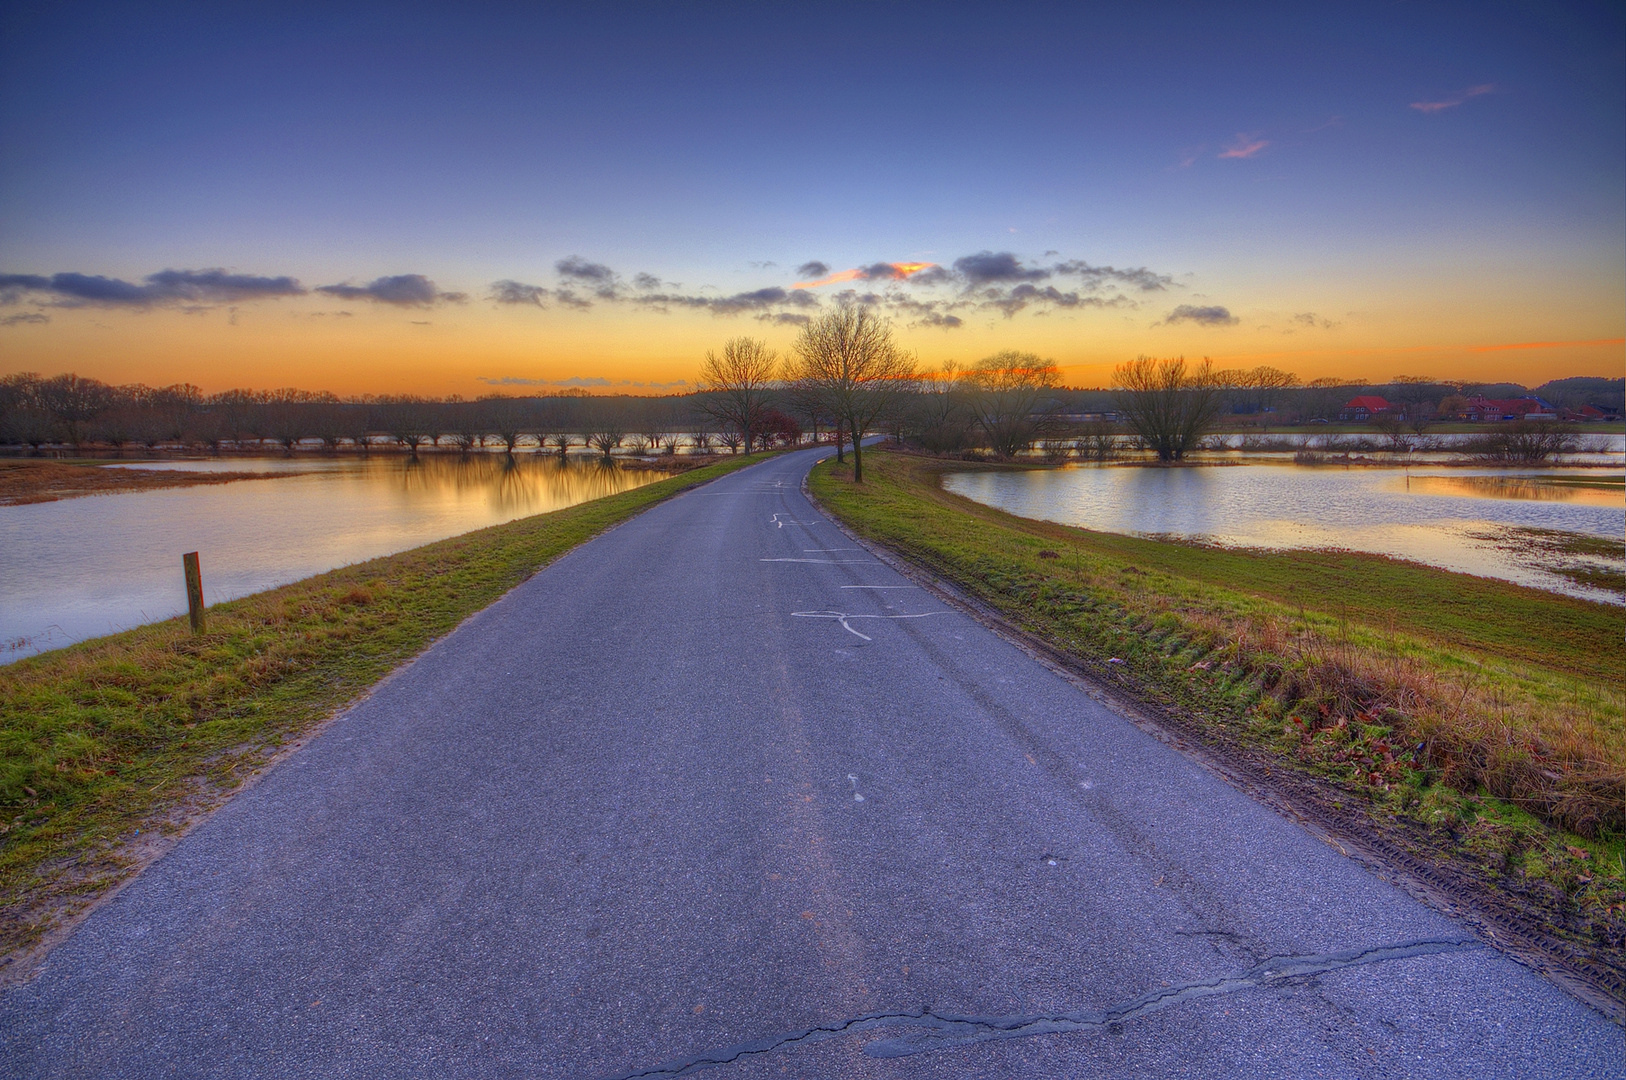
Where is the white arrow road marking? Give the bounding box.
[762,559,875,564]
[791,610,948,641]
[769,513,825,528]
[847,774,865,802]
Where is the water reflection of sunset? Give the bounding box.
[1402,474,1624,508]
[0,456,665,663]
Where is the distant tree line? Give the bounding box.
[3,353,1618,463]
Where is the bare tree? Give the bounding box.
[697,337,777,453]
[584,400,625,462]
[39,373,115,447]
[446,400,485,453]
[1470,421,1580,463]
[382,397,435,454]
[909,361,972,454]
[1113,356,1223,462]
[962,351,1061,457]
[483,397,526,454]
[784,305,914,482]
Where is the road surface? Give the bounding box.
[2,446,1618,1077]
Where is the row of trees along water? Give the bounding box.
[2,313,1619,464]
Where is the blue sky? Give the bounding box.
[1,1,1621,391]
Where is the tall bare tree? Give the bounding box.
[784,306,914,482]
[697,337,778,453]
[1113,356,1222,461]
[962,351,1061,457]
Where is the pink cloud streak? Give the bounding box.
[1218,133,1269,159]
[1410,83,1495,113]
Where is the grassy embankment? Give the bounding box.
[0,453,765,965]
[810,451,1625,982]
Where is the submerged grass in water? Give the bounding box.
[0,454,765,965]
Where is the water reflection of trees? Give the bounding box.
[372,454,655,515]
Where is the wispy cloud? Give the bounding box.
[1410,84,1494,113]
[795,260,830,279]
[1291,311,1338,329]
[0,312,49,327]
[1159,304,1239,327]
[315,275,465,306]
[1218,133,1269,159]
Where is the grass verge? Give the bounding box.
[809,450,1626,1002]
[0,453,766,971]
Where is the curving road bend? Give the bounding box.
[2,446,1618,1077]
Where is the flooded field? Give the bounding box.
[0,455,663,662]
[944,464,1625,604]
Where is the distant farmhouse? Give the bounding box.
[1337,395,1392,421]
[1457,396,1558,422]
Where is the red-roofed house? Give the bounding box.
[1338,396,1392,421]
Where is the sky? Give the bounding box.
[1,1,1622,395]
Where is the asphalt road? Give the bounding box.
[3,446,1619,1078]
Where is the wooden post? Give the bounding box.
[183,551,206,634]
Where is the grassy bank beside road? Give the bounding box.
[810,451,1625,996]
[0,453,766,971]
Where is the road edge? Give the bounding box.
[801,458,1625,1026]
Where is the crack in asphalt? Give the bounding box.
[597,939,1479,1079]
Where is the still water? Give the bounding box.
[943,464,1625,603]
[0,455,663,662]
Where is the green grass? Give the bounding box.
[810,451,1626,975]
[0,453,767,961]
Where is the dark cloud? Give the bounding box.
[0,312,49,327]
[708,287,794,315]
[1051,260,1172,292]
[984,283,1112,317]
[907,266,954,286]
[1,268,305,307]
[0,273,54,304]
[553,289,594,310]
[630,284,818,318]
[858,262,916,281]
[143,269,305,301]
[756,312,811,326]
[796,261,830,279]
[633,273,663,290]
[917,312,963,329]
[1161,304,1238,327]
[316,274,463,306]
[489,279,549,306]
[952,251,1051,284]
[555,256,616,284]
[1291,311,1337,329]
